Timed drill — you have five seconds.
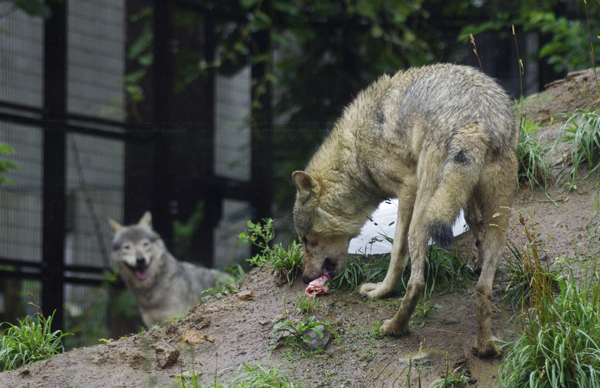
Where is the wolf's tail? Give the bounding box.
[423,124,488,246]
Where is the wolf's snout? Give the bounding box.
[324,258,335,273]
[303,275,311,284]
[136,255,145,266]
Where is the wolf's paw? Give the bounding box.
[359,282,392,299]
[472,339,502,359]
[379,319,409,336]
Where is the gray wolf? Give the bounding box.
[109,212,233,327]
[292,63,517,357]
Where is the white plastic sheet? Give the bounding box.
[348,199,469,254]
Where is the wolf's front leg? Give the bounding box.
[360,188,414,299]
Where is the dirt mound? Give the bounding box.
[2,69,600,388]
[521,68,600,125]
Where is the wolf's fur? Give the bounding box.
[109,212,233,327]
[292,64,517,357]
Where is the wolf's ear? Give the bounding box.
[292,171,319,200]
[138,211,152,228]
[108,218,123,233]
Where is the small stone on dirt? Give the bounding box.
[303,325,331,351]
[154,342,180,369]
[181,331,212,344]
[235,290,255,300]
[18,369,31,377]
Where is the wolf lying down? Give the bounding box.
[293,63,518,358]
[109,212,233,327]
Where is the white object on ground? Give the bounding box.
[348,199,469,254]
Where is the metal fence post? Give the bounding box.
[42,0,67,332]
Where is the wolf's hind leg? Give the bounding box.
[360,183,416,299]
[379,205,429,336]
[379,155,438,336]
[473,158,516,358]
[464,197,485,274]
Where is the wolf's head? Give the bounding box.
[109,212,164,283]
[292,171,364,284]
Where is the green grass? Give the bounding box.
[556,108,600,190]
[332,244,474,299]
[0,309,70,371]
[172,362,302,388]
[240,219,303,286]
[518,119,554,190]
[224,363,303,387]
[497,260,600,387]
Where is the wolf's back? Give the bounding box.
[396,65,517,244]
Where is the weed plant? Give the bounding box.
[412,300,442,327]
[498,260,600,387]
[502,212,562,312]
[430,352,470,388]
[0,309,70,371]
[556,109,600,190]
[295,293,319,316]
[517,120,554,190]
[239,219,303,285]
[271,315,332,346]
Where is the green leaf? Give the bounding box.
[288,27,316,40]
[301,335,313,343]
[137,52,154,67]
[240,0,260,9]
[273,1,298,16]
[128,22,153,60]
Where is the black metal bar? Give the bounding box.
[0,100,42,114]
[0,111,150,142]
[0,270,41,280]
[151,0,174,247]
[250,0,274,259]
[64,265,108,274]
[0,258,42,268]
[42,0,67,333]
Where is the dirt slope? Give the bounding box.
[1,68,599,388]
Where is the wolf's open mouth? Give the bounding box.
[126,264,148,280]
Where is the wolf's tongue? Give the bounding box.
[135,268,148,280]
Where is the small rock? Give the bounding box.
[18,368,31,377]
[236,290,255,300]
[303,325,331,351]
[155,342,180,369]
[181,331,210,344]
[271,314,286,324]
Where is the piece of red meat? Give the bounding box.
[305,270,331,297]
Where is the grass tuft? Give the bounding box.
[556,109,600,190]
[0,308,70,371]
[240,219,303,286]
[518,119,554,190]
[498,260,600,388]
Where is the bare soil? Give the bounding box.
[2,68,600,388]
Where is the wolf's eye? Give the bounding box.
[123,243,132,251]
[143,241,150,249]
